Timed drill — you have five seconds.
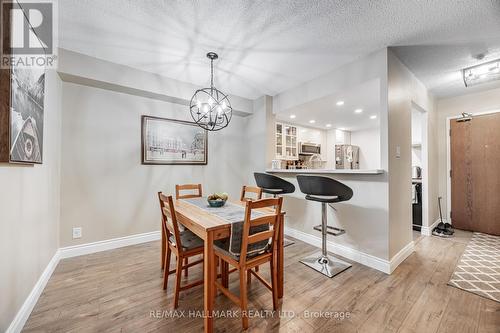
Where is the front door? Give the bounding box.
[450,112,500,235]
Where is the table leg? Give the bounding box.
[204,231,215,333]
[278,214,284,298]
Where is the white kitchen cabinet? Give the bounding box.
[275,122,297,159]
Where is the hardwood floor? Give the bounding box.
[23,233,499,332]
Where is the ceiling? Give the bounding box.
[276,79,380,132]
[59,0,500,100]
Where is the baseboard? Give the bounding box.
[284,227,415,274]
[6,249,61,333]
[421,219,444,236]
[59,230,161,259]
[388,241,415,274]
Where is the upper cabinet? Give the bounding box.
[275,122,297,159]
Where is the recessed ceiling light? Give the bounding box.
[354,108,363,114]
[370,115,377,119]
[338,127,346,131]
[290,114,296,119]
[326,124,332,128]
[309,120,316,124]
[336,101,344,106]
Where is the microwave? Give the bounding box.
[299,142,321,155]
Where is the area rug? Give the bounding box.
[448,232,500,303]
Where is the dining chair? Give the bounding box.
[240,185,263,202]
[214,197,283,330]
[158,192,204,308]
[175,183,203,199]
[172,183,203,277]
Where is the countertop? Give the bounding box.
[265,168,385,175]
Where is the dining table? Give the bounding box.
[168,198,285,333]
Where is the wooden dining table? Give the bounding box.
[168,198,285,333]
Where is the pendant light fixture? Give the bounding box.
[190,52,232,131]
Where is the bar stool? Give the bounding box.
[296,175,353,278]
[254,172,295,248]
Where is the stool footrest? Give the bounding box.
[313,224,345,236]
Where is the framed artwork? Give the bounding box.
[141,115,208,165]
[0,1,46,164]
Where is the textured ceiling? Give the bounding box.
[60,0,500,99]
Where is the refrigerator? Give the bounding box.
[335,145,360,169]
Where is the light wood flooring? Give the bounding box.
[23,232,499,332]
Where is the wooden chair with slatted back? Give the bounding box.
[175,184,203,199]
[214,197,283,330]
[172,184,203,277]
[158,192,204,308]
[240,185,263,202]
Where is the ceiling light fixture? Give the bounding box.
[326,124,332,128]
[336,101,344,106]
[463,58,500,87]
[354,108,363,114]
[370,115,377,120]
[190,52,232,131]
[290,115,296,119]
[309,120,316,124]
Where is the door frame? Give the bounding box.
[446,108,500,224]
[411,102,429,234]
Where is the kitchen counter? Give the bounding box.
[265,168,385,175]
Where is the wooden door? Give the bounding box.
[450,113,500,235]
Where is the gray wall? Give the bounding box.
[0,70,62,331]
[59,82,249,246]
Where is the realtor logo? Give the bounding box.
[1,0,57,68]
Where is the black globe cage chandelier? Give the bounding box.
[189,52,232,131]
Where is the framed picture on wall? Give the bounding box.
[141,115,208,165]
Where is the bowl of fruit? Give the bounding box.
[207,193,228,207]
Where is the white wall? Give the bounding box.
[436,86,500,220]
[350,128,381,169]
[387,50,436,255]
[59,82,249,246]
[0,70,62,331]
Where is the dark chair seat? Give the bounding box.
[214,239,271,262]
[305,194,341,203]
[169,229,204,250]
[262,188,287,195]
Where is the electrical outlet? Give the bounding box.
[72,227,82,239]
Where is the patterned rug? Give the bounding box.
[448,232,500,303]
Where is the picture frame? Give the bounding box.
[141,115,208,165]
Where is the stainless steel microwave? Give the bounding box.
[299,142,321,155]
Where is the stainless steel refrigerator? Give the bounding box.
[335,145,360,169]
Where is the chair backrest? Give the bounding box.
[158,192,183,253]
[175,184,202,199]
[254,172,295,194]
[296,175,353,201]
[239,197,283,266]
[240,185,263,202]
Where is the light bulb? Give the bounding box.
[208,97,214,107]
[221,100,227,110]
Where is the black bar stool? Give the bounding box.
[296,175,353,278]
[254,172,296,246]
[254,172,295,197]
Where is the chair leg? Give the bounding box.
[161,229,166,269]
[173,255,183,309]
[163,247,171,290]
[184,257,189,277]
[239,269,249,330]
[270,257,279,311]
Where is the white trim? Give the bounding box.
[446,108,500,224]
[6,249,61,333]
[421,218,443,236]
[59,231,161,259]
[284,227,414,274]
[6,231,161,332]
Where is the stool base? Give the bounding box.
[300,252,351,278]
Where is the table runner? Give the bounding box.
[183,197,270,257]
